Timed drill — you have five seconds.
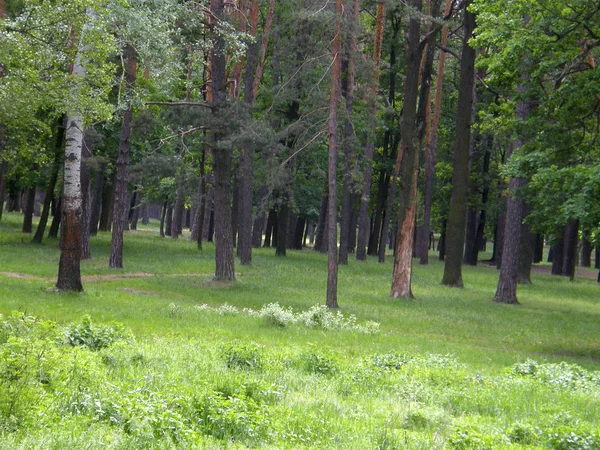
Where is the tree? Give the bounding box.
[356,0,385,262]
[390,0,423,299]
[109,45,137,269]
[57,46,87,292]
[441,0,476,287]
[210,0,235,281]
[325,0,343,308]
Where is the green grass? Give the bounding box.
[1,211,600,448]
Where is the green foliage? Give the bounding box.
[63,315,132,351]
[220,342,265,371]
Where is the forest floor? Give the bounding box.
[1,212,599,449]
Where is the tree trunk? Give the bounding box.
[390,0,422,299]
[533,234,544,263]
[251,186,268,248]
[264,209,276,247]
[80,139,92,259]
[171,163,186,238]
[33,123,64,244]
[420,0,452,265]
[194,147,207,250]
[165,206,173,236]
[275,203,289,256]
[517,204,535,284]
[130,191,141,230]
[293,217,305,250]
[89,162,104,236]
[48,197,61,239]
[158,202,166,237]
[463,207,478,265]
[562,219,579,280]
[356,0,385,262]
[441,0,476,287]
[580,236,592,267]
[338,0,359,266]
[551,231,565,275]
[21,187,36,233]
[326,0,342,308]
[57,36,88,292]
[493,177,525,304]
[109,45,136,269]
[472,144,491,264]
[493,29,531,303]
[98,170,115,232]
[314,187,328,253]
[210,0,235,281]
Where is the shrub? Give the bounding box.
[300,349,339,376]
[63,316,131,351]
[220,342,264,371]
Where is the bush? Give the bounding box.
[220,342,264,371]
[63,316,131,351]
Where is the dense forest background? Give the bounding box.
[1,0,599,304]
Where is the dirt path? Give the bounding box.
[0,272,216,282]
[481,263,599,281]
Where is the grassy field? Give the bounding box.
[1,211,599,448]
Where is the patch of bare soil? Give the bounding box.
[1,272,49,281]
[117,288,158,296]
[480,263,598,281]
[202,279,235,288]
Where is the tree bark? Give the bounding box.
[562,219,579,280]
[338,0,359,265]
[326,0,342,308]
[171,163,186,238]
[210,0,235,281]
[159,202,167,237]
[551,230,565,275]
[89,162,104,236]
[314,187,328,253]
[129,191,141,230]
[420,0,453,265]
[356,0,385,262]
[580,235,592,267]
[441,0,476,287]
[21,187,36,233]
[493,28,531,303]
[517,204,535,284]
[57,34,88,292]
[109,45,136,269]
[275,203,289,256]
[264,209,276,247]
[390,0,423,299]
[80,138,92,259]
[98,170,115,232]
[194,147,207,250]
[33,121,64,244]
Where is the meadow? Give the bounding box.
[1,211,599,449]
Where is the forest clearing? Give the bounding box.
[2,0,600,447]
[1,213,599,448]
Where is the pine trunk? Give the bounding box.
[338,0,359,265]
[390,0,422,299]
[441,0,476,287]
[356,0,385,262]
[326,0,342,308]
[580,236,592,267]
[109,45,136,269]
[420,0,452,265]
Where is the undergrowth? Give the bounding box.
[1,312,599,449]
